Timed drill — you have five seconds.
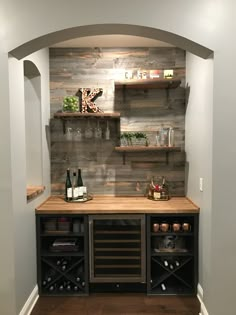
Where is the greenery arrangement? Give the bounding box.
[120,132,148,146]
[62,96,79,112]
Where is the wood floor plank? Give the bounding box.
[30,293,200,315]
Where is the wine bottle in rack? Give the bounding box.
[58,282,64,292]
[175,260,180,267]
[65,281,72,292]
[169,263,174,270]
[163,259,168,267]
[75,264,84,283]
[61,259,69,271]
[65,168,72,201]
[45,268,57,283]
[73,285,79,292]
[161,283,166,291]
[48,284,56,292]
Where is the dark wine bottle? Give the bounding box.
[45,269,57,283]
[72,171,79,200]
[77,168,84,200]
[65,281,72,291]
[58,283,64,292]
[75,265,83,282]
[61,259,68,271]
[48,284,56,292]
[65,168,72,201]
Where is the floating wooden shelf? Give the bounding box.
[114,146,181,165]
[115,78,181,90]
[54,111,120,119]
[115,146,181,152]
[27,185,45,202]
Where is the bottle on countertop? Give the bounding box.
[65,168,72,201]
[160,176,168,199]
[77,168,84,200]
[72,171,79,200]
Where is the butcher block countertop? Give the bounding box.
[35,195,199,214]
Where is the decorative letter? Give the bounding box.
[78,88,103,113]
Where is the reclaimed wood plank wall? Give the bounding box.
[50,47,186,196]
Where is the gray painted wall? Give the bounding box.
[185,52,213,307]
[7,49,51,315]
[0,36,16,315]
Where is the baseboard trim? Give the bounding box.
[197,283,209,315]
[19,285,39,315]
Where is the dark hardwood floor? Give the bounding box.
[30,294,200,315]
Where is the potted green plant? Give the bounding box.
[120,132,134,146]
[133,132,148,146]
[62,95,79,112]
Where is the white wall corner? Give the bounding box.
[19,285,39,315]
[197,283,209,315]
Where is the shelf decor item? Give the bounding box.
[147,176,169,201]
[120,132,148,146]
[62,96,79,112]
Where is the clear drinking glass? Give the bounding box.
[74,127,82,141]
[94,120,102,139]
[84,120,93,139]
[65,127,73,141]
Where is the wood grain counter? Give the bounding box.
[35,195,199,214]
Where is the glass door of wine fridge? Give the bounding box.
[89,214,146,283]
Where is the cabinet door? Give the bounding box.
[36,214,89,296]
[146,214,198,295]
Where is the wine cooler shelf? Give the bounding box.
[36,213,198,296]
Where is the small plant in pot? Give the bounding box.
[62,95,79,112]
[133,132,148,146]
[120,132,134,146]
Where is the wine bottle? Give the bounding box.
[73,285,79,292]
[161,283,166,291]
[77,168,84,200]
[58,283,64,292]
[169,264,174,270]
[65,281,71,291]
[72,171,79,200]
[163,260,168,267]
[61,259,68,271]
[45,269,57,283]
[175,260,180,267]
[160,176,168,199]
[75,265,83,282]
[65,168,72,201]
[48,284,56,292]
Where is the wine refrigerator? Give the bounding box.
[89,214,146,284]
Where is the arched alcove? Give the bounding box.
[10,24,213,60]
[24,60,43,196]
